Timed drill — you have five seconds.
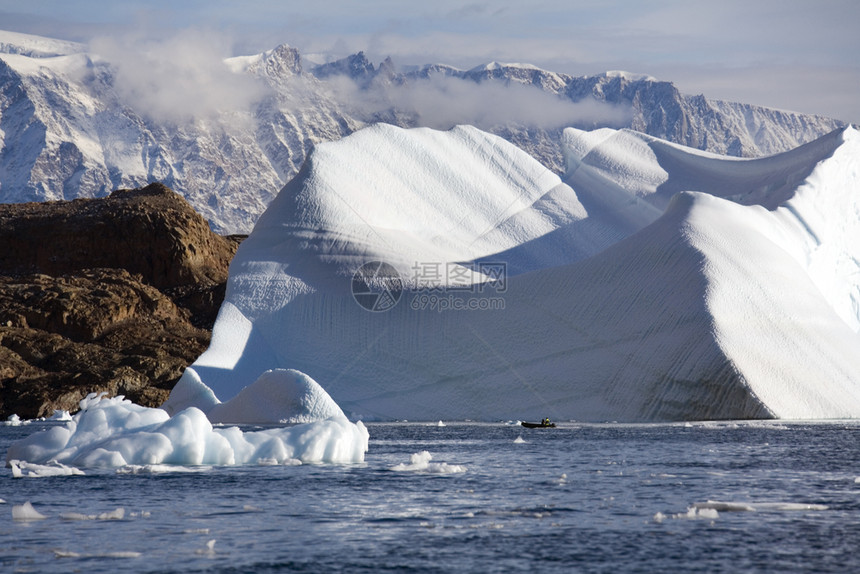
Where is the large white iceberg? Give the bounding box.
[166,123,860,422]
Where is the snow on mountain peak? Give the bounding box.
[0,29,84,58]
[474,61,538,72]
[601,70,658,82]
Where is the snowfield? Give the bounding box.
[163,123,860,423]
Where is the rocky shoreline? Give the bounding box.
[0,183,242,419]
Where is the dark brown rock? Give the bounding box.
[0,183,241,419]
[0,182,237,291]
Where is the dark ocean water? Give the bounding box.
[2,419,859,573]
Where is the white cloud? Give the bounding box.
[319,73,632,131]
[89,28,269,125]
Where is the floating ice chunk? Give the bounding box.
[513,436,526,444]
[656,500,832,521]
[4,414,28,426]
[54,550,141,559]
[49,410,72,421]
[751,502,829,511]
[12,501,46,521]
[655,506,719,521]
[437,421,446,427]
[390,451,466,474]
[691,507,719,519]
[60,508,125,521]
[196,539,217,556]
[693,500,828,512]
[693,501,754,512]
[670,506,719,520]
[7,393,369,468]
[9,460,85,478]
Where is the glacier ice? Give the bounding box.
[164,122,860,423]
[160,125,860,421]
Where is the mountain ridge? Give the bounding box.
[0,29,846,234]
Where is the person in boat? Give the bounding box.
[542,418,551,426]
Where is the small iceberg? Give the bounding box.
[6,390,368,469]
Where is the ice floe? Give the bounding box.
[6,392,368,468]
[390,451,467,474]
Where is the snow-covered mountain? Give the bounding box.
[0,34,360,233]
[0,30,845,233]
[163,123,860,423]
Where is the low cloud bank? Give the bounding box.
[89,29,269,124]
[322,73,632,131]
[87,27,628,132]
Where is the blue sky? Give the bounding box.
[1,0,858,122]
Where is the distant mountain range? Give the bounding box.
[0,30,846,233]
